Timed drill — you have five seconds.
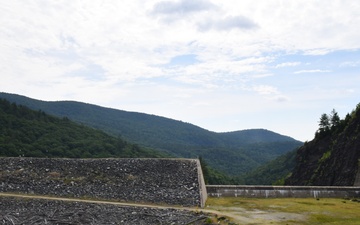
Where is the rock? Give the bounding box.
[0,157,202,207]
[0,196,210,225]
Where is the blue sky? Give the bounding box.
[1,0,360,141]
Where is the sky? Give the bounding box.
[1,0,360,142]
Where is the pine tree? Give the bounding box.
[319,113,330,132]
[329,109,340,128]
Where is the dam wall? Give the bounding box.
[0,157,206,207]
[207,185,360,198]
[196,159,208,207]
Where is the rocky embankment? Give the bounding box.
[0,157,202,207]
[0,196,208,225]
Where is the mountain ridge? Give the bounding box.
[0,92,302,177]
[0,98,165,159]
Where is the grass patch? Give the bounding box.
[206,197,360,224]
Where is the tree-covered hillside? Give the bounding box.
[240,149,297,185]
[0,98,165,158]
[0,98,240,184]
[0,92,302,178]
[285,105,360,186]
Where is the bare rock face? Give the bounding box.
[286,105,360,186]
[0,158,202,207]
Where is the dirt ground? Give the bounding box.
[205,197,360,225]
[203,206,308,224]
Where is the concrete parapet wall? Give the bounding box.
[0,157,206,207]
[207,185,360,198]
[196,159,207,207]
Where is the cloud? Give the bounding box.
[1,0,360,142]
[272,95,289,102]
[166,54,200,67]
[151,0,217,16]
[294,69,331,74]
[275,62,301,68]
[303,49,333,56]
[340,60,360,67]
[198,15,258,32]
[151,0,258,32]
[252,85,279,95]
[345,89,355,94]
[252,73,273,79]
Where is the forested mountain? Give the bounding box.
[0,98,165,159]
[0,92,302,178]
[0,98,240,184]
[285,104,360,186]
[240,149,297,185]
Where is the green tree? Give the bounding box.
[330,109,340,128]
[319,113,330,132]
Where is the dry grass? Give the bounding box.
[205,197,360,224]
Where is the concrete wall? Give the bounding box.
[207,185,360,198]
[196,159,207,207]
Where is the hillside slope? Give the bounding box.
[0,98,165,158]
[0,92,302,177]
[241,149,297,185]
[286,103,360,186]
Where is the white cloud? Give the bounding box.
[340,60,360,68]
[198,15,258,31]
[252,73,273,78]
[275,62,301,68]
[1,0,360,141]
[150,0,218,24]
[302,49,334,56]
[151,0,217,16]
[272,95,290,102]
[294,70,332,74]
[253,85,279,95]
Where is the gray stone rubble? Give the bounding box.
[0,196,208,225]
[0,157,201,207]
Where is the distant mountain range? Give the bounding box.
[0,92,302,178]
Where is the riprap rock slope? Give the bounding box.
[0,158,205,207]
